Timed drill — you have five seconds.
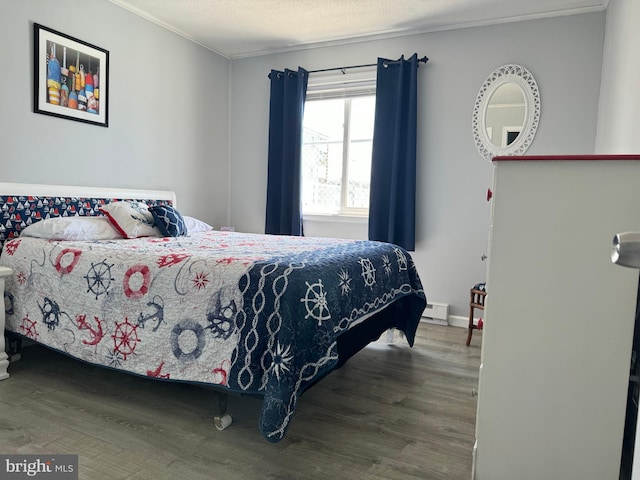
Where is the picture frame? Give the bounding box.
[34,23,109,127]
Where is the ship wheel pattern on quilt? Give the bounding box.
[20,315,39,340]
[394,247,408,271]
[84,260,115,300]
[358,257,376,288]
[301,279,330,325]
[112,318,141,360]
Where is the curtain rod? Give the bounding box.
[309,56,428,74]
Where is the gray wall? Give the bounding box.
[229,12,605,317]
[596,0,640,154]
[0,0,231,227]
[0,3,607,318]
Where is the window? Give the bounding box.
[301,68,376,217]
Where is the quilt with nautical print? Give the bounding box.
[0,231,426,442]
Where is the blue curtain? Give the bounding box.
[368,54,422,251]
[265,67,308,235]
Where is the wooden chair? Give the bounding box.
[466,284,487,346]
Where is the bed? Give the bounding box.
[0,183,427,442]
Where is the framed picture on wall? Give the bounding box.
[33,23,109,127]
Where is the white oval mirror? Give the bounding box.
[472,64,540,161]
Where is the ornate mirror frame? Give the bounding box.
[472,64,541,162]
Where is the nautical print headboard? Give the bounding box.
[0,183,177,248]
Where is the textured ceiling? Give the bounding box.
[109,0,607,59]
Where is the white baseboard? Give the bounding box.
[422,317,448,326]
[450,314,487,329]
[420,314,481,329]
[447,315,469,329]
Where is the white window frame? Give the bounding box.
[302,67,377,219]
[502,126,522,147]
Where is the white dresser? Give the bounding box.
[473,155,640,480]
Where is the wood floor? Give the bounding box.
[0,324,481,480]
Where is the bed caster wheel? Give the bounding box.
[214,414,232,431]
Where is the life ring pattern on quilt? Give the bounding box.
[123,264,150,298]
[171,319,205,361]
[54,248,82,275]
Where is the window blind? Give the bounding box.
[306,67,377,100]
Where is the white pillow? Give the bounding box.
[99,201,162,239]
[21,216,123,241]
[184,216,212,233]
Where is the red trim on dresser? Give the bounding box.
[493,154,640,162]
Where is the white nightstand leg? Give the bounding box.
[0,267,13,380]
[0,355,8,380]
